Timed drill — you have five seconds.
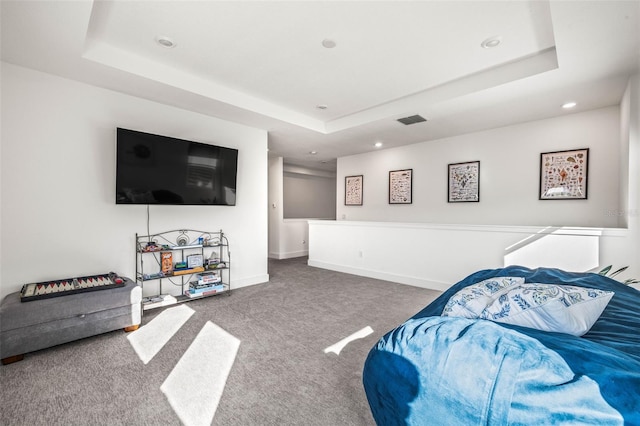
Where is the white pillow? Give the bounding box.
[442,277,525,318]
[479,283,614,336]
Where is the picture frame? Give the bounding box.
[389,169,413,204]
[187,254,204,268]
[345,175,363,206]
[539,148,589,200]
[448,161,480,203]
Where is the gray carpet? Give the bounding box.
[0,257,441,426]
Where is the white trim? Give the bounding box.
[308,220,626,237]
[269,250,309,260]
[283,218,328,222]
[232,274,269,289]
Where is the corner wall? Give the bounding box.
[268,158,335,259]
[268,155,284,258]
[1,63,269,299]
[601,72,640,280]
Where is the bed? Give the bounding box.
[362,266,640,425]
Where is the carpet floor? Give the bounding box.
[0,257,441,426]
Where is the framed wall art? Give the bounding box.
[448,161,480,202]
[389,169,413,204]
[345,175,363,206]
[539,148,589,200]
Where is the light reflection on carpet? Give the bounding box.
[324,326,374,355]
[127,304,195,364]
[161,321,240,426]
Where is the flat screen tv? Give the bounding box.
[116,128,238,205]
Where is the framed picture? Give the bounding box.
[448,161,480,202]
[389,169,413,204]
[187,254,204,268]
[539,148,589,200]
[345,175,363,206]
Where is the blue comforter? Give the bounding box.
[363,266,640,425]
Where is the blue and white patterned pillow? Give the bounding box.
[480,283,614,336]
[442,277,525,318]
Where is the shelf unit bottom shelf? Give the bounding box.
[142,285,230,311]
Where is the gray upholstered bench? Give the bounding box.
[0,277,141,364]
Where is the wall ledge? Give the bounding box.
[309,220,629,237]
[308,220,631,290]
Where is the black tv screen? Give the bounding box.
[116,128,238,205]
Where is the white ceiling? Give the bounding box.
[2,1,639,171]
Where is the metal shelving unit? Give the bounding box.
[135,229,230,311]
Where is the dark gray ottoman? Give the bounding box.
[0,277,141,364]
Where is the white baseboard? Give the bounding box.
[268,250,309,260]
[307,259,450,292]
[232,274,269,289]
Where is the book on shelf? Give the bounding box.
[184,285,226,298]
[195,272,221,285]
[189,282,225,293]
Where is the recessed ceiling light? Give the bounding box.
[321,39,336,49]
[480,36,502,49]
[562,101,577,109]
[374,142,383,148]
[316,104,328,110]
[156,36,176,48]
[309,151,318,155]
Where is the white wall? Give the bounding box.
[309,221,613,291]
[280,219,311,259]
[268,155,284,258]
[1,63,269,299]
[629,74,640,271]
[283,172,336,219]
[337,107,621,228]
[619,79,631,228]
[602,73,640,281]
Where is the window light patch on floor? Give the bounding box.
[127,304,195,364]
[161,321,240,426]
[324,326,374,355]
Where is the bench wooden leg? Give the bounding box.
[1,354,24,365]
[123,324,139,332]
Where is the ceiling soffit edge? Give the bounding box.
[325,47,559,134]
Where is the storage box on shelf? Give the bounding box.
[136,229,230,311]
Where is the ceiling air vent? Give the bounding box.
[397,114,427,125]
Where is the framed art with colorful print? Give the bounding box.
[539,148,589,200]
